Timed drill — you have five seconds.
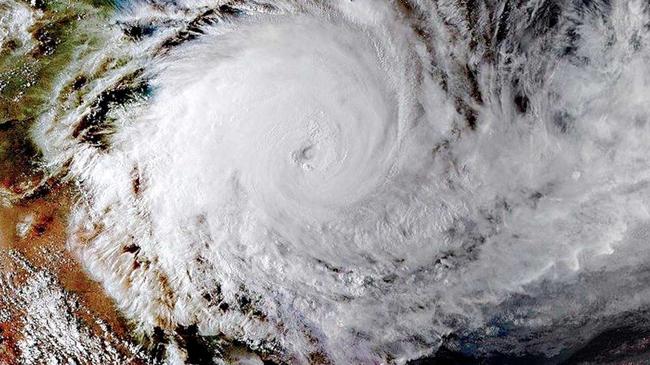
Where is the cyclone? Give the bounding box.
[57,4,446,363]
[26,0,650,364]
[156,15,404,233]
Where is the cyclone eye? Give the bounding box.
[293,144,316,170]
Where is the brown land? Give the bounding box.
[0,132,139,363]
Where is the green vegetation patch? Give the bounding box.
[0,0,116,190]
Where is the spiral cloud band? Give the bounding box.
[32,0,650,363]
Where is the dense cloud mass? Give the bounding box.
[30,0,650,363]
